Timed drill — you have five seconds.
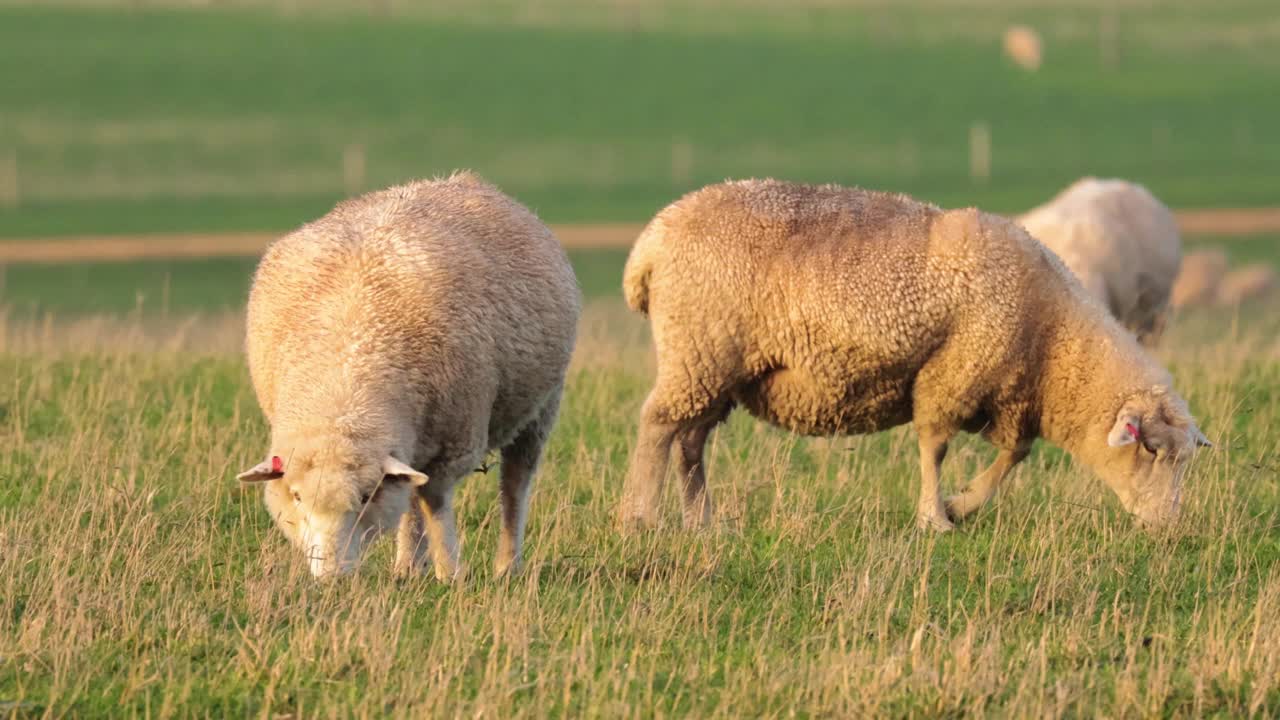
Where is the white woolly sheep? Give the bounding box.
[237,172,580,579]
[620,179,1210,534]
[1017,177,1181,345]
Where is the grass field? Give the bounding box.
[2,291,1279,716]
[1,235,1272,317]
[2,0,1279,715]
[1,0,1278,236]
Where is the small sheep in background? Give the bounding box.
[1171,249,1228,310]
[1003,25,1043,71]
[1218,264,1277,306]
[620,179,1209,535]
[1017,177,1181,345]
[238,172,581,579]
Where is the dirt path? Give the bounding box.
[1,210,1277,264]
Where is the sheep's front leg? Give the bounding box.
[419,483,461,582]
[916,432,955,532]
[393,493,430,576]
[945,448,1029,522]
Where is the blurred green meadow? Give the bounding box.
[0,249,630,315]
[2,1,1280,717]
[0,0,1278,238]
[0,238,1269,317]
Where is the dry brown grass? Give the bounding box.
[1,299,1278,716]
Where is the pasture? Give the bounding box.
[2,251,1279,716]
[1,0,1279,237]
[2,0,1279,716]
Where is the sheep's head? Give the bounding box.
[1094,388,1211,530]
[237,446,427,578]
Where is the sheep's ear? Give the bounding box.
[382,456,429,486]
[1107,413,1142,447]
[238,455,284,483]
[1192,426,1213,448]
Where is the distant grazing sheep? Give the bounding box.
[238,172,580,579]
[1170,249,1228,309]
[620,179,1209,535]
[1003,25,1043,71]
[1218,264,1277,306]
[1017,177,1181,345]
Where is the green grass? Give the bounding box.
[1,2,1279,714]
[3,238,1274,319]
[0,249,630,315]
[1186,234,1280,268]
[0,2,1278,236]
[1,299,1278,716]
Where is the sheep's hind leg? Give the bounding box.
[916,430,956,532]
[675,406,730,529]
[619,392,684,531]
[496,398,558,576]
[944,447,1028,522]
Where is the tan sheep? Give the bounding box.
[237,172,580,579]
[1170,249,1228,309]
[1016,177,1181,346]
[620,179,1209,534]
[1218,264,1278,306]
[1003,25,1043,71]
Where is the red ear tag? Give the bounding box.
[1124,423,1141,441]
[271,456,283,473]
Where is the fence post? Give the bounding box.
[343,143,366,196]
[969,122,990,184]
[1100,5,1119,68]
[670,138,693,188]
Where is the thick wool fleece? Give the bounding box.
[243,171,580,579]
[1017,177,1181,345]
[621,179,1207,533]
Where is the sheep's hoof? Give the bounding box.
[618,507,659,534]
[393,553,430,578]
[943,494,976,523]
[681,509,713,531]
[916,512,955,533]
[393,562,428,579]
[433,562,464,584]
[494,558,522,579]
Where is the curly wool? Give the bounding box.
[245,171,580,577]
[1016,177,1181,345]
[621,179,1206,531]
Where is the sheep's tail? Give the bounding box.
[622,217,666,315]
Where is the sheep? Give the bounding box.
[619,179,1210,534]
[1003,25,1043,71]
[1016,177,1182,346]
[1170,249,1228,309]
[1218,264,1277,306]
[236,172,580,579]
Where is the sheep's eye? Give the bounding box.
[360,493,371,505]
[291,490,302,503]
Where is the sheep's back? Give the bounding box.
[246,174,579,430]
[642,180,1049,377]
